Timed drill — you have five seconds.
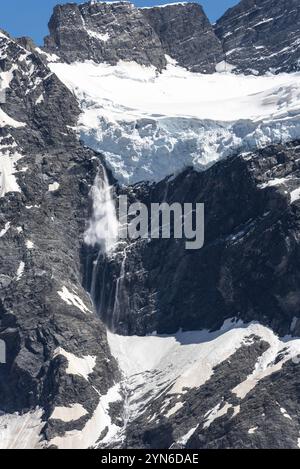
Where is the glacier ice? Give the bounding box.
[50,59,300,184]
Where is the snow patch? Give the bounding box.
[53,347,96,381]
[215,60,236,73]
[48,181,60,192]
[50,404,88,422]
[16,261,25,280]
[203,401,232,429]
[35,94,44,105]
[259,177,290,189]
[0,151,23,197]
[0,108,26,128]
[232,330,300,399]
[35,47,60,63]
[248,426,258,434]
[57,286,92,314]
[290,187,300,203]
[49,384,122,449]
[86,30,110,42]
[26,240,34,249]
[165,401,183,418]
[0,221,10,237]
[142,2,188,8]
[177,424,199,446]
[280,407,292,420]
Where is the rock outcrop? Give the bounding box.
[215,0,300,74]
[85,141,300,337]
[44,1,167,70]
[1,0,300,450]
[141,3,224,73]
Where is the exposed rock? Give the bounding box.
[0,28,120,447]
[44,1,167,70]
[141,3,224,73]
[85,141,300,337]
[215,0,300,74]
[1,0,300,450]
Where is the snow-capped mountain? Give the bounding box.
[1,0,300,450]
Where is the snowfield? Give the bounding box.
[50,59,300,184]
[106,319,300,446]
[1,319,299,449]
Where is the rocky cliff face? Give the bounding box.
[44,1,223,73]
[86,141,300,337]
[141,3,224,73]
[0,29,121,448]
[215,0,300,74]
[44,2,167,69]
[44,0,300,75]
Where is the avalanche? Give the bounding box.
[50,58,300,184]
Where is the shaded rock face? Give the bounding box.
[44,1,167,70]
[85,141,300,337]
[141,3,224,73]
[0,31,120,444]
[215,0,300,74]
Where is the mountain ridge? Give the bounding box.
[42,0,300,74]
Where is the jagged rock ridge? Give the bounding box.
[44,0,300,75]
[141,3,224,73]
[44,1,224,73]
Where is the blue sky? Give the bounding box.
[0,1,239,45]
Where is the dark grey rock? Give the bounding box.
[44,1,167,70]
[141,3,224,73]
[86,140,300,337]
[0,29,120,444]
[215,0,300,74]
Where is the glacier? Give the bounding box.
[50,58,300,184]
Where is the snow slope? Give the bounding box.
[0,409,44,449]
[107,319,300,445]
[50,59,300,184]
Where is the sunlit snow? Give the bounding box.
[107,320,300,444]
[50,60,300,183]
